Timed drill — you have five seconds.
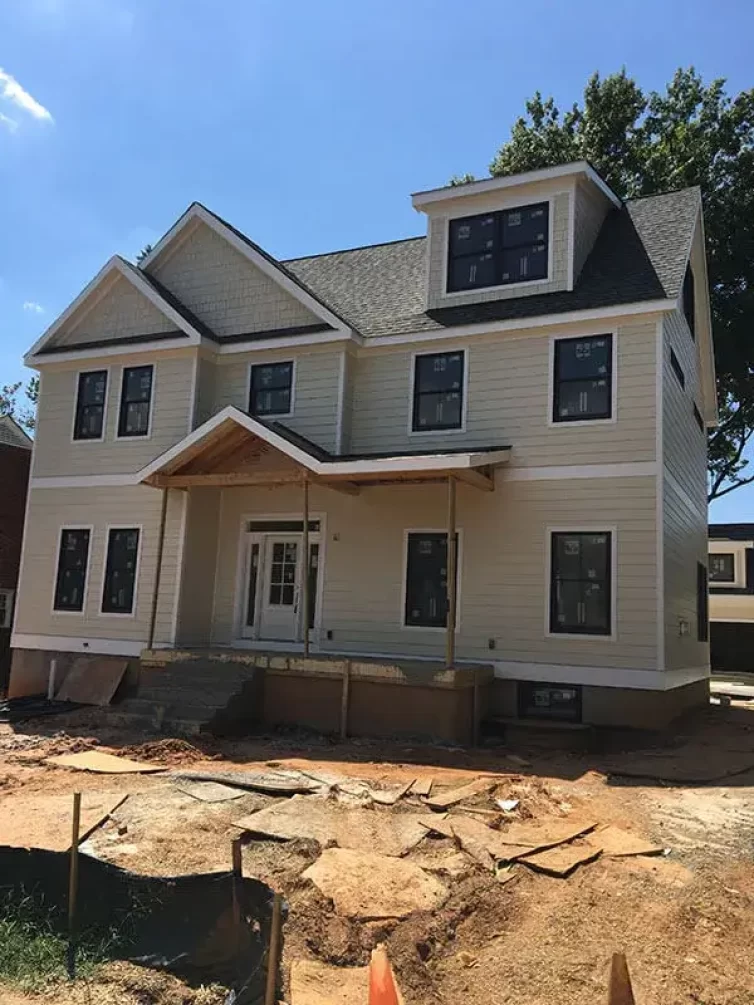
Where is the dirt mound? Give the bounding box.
[120,738,218,765]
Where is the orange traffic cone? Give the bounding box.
[369,945,402,1005]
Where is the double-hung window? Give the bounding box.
[709,553,735,584]
[412,351,465,432]
[447,202,549,293]
[118,365,153,437]
[101,528,140,615]
[550,531,612,636]
[404,532,458,628]
[53,528,91,612]
[73,370,107,440]
[553,335,613,422]
[249,362,294,417]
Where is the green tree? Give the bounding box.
[136,244,152,265]
[1,378,38,433]
[482,68,754,501]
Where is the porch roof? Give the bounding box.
[136,406,510,491]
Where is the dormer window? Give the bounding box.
[447,202,549,293]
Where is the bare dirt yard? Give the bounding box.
[1,700,753,1004]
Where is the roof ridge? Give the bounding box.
[626,185,701,205]
[284,234,425,264]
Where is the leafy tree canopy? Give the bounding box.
[1,378,38,433]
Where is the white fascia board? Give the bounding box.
[140,203,354,337]
[411,161,621,211]
[11,633,146,657]
[323,449,510,477]
[26,338,195,369]
[214,329,361,354]
[24,256,204,365]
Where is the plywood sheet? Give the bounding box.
[0,792,127,852]
[303,848,448,919]
[47,751,165,774]
[418,814,534,864]
[587,824,664,858]
[55,657,128,706]
[495,817,597,851]
[520,842,601,877]
[174,780,247,803]
[425,777,497,810]
[291,959,369,1005]
[410,778,433,797]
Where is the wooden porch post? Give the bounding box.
[302,473,310,658]
[147,487,169,650]
[445,475,457,669]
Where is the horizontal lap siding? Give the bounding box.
[212,349,342,452]
[662,309,708,671]
[176,488,221,646]
[33,352,195,477]
[14,486,184,646]
[349,319,656,464]
[210,477,656,669]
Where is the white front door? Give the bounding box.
[258,535,301,641]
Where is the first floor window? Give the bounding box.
[0,589,14,629]
[73,370,107,440]
[553,335,613,422]
[697,562,709,642]
[412,351,465,432]
[54,528,91,612]
[101,528,140,614]
[709,553,735,584]
[249,362,293,416]
[404,532,458,628]
[550,531,612,635]
[118,365,153,437]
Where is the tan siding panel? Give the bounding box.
[573,182,610,282]
[176,487,221,646]
[195,356,216,427]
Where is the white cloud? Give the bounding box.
[0,68,53,123]
[23,301,45,314]
[0,111,18,132]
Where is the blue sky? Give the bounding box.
[1,0,752,518]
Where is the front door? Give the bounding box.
[258,536,300,641]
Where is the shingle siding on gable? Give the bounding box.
[47,274,177,351]
[425,190,570,311]
[149,220,322,338]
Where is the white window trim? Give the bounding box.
[709,540,751,590]
[441,194,556,299]
[408,347,469,437]
[71,367,110,444]
[114,363,155,441]
[547,330,618,428]
[0,589,14,630]
[51,525,93,617]
[247,359,297,420]
[545,526,618,642]
[98,524,143,618]
[400,527,463,633]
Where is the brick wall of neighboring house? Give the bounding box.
[0,442,31,689]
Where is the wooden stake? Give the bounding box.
[445,475,457,669]
[231,837,243,928]
[302,474,310,659]
[67,792,81,978]
[340,661,351,741]
[264,892,283,1005]
[607,953,635,1005]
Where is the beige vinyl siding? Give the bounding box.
[195,355,216,427]
[349,318,657,464]
[208,476,656,669]
[662,308,709,671]
[175,487,221,646]
[573,181,611,283]
[149,220,321,338]
[14,485,183,646]
[212,348,342,452]
[710,593,754,623]
[46,273,178,351]
[426,185,570,310]
[32,351,195,477]
[339,351,355,453]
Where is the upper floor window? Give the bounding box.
[683,265,695,339]
[73,370,107,441]
[447,202,549,293]
[53,528,91,612]
[709,553,735,583]
[118,365,153,438]
[249,362,294,417]
[553,335,613,422]
[412,351,465,432]
[550,531,612,636]
[101,528,140,615]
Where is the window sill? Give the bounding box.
[546,630,615,642]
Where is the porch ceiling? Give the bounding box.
[137,405,511,492]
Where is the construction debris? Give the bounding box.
[290,959,370,1005]
[173,779,247,803]
[46,751,165,774]
[171,768,321,795]
[496,817,598,854]
[410,777,433,797]
[303,848,448,919]
[55,657,128,706]
[520,841,602,877]
[587,824,664,858]
[496,798,520,813]
[369,779,415,805]
[425,776,498,810]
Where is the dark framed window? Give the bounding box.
[709,553,735,584]
[73,370,107,440]
[553,335,613,422]
[693,402,705,433]
[412,351,465,432]
[670,348,685,388]
[249,362,293,416]
[447,202,549,293]
[117,365,153,437]
[53,528,91,612]
[683,265,695,339]
[550,531,612,636]
[518,682,582,723]
[697,561,709,641]
[101,528,140,614]
[404,532,458,628]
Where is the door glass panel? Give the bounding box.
[268,541,297,607]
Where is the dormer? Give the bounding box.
[411,161,621,311]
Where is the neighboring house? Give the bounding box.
[10,161,716,733]
[0,415,32,690]
[708,523,754,673]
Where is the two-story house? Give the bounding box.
[10,161,716,736]
[708,523,754,673]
